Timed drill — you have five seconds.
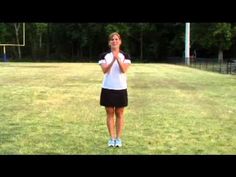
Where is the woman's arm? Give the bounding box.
[116,58,130,73]
[113,51,130,73]
[100,58,116,74]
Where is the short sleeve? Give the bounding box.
[124,59,131,64]
[98,52,107,65]
[122,51,131,64]
[98,59,106,65]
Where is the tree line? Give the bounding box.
[1,23,236,62]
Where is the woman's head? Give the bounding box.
[108,32,122,49]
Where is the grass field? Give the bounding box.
[0,62,236,154]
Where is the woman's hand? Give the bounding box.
[113,52,119,60]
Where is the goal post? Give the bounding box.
[185,22,190,65]
[0,23,25,62]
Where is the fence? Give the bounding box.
[189,58,236,75]
[166,57,236,75]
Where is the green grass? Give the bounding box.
[0,62,236,154]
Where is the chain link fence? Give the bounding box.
[189,58,236,75]
[166,57,236,75]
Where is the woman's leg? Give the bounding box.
[105,107,115,139]
[115,107,125,139]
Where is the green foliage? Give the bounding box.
[213,23,233,50]
[1,23,236,61]
[104,23,130,36]
[35,23,47,34]
[191,23,236,59]
[0,23,16,44]
[0,23,8,43]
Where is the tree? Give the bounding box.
[191,23,236,62]
[36,23,47,49]
[3,22,236,63]
[128,23,153,61]
[212,23,236,62]
[14,23,22,59]
[0,23,10,43]
[66,23,89,59]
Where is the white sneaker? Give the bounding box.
[115,138,122,147]
[108,138,115,147]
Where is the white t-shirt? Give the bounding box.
[98,50,131,90]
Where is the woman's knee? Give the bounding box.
[115,107,124,117]
[106,107,115,116]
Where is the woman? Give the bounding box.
[98,32,131,147]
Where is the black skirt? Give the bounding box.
[100,88,128,107]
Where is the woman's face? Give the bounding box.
[109,35,121,49]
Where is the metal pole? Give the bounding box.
[185,23,190,65]
[23,23,25,46]
[3,45,7,62]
